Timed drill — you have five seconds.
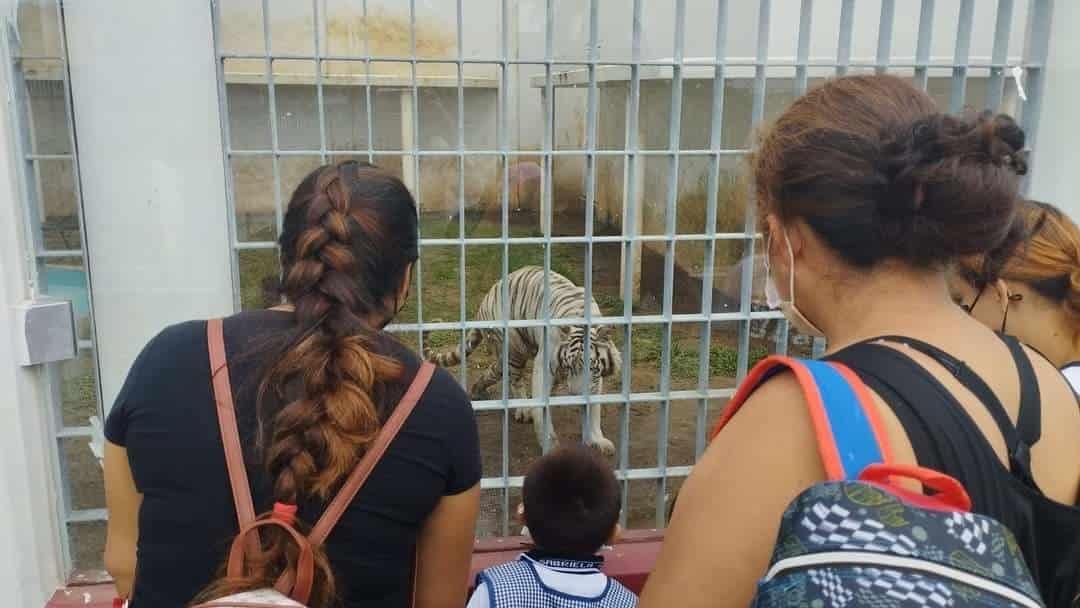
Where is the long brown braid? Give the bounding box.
[195,161,419,607]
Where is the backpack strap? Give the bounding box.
[207,318,260,556]
[710,356,894,481]
[271,360,436,598]
[308,360,435,544]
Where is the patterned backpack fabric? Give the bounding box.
[711,356,1046,608]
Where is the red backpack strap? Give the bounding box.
[207,318,260,556]
[710,355,894,481]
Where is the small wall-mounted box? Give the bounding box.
[13,298,77,366]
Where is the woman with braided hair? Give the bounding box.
[103,161,481,607]
[951,199,1080,395]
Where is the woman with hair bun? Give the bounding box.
[639,74,1080,608]
[103,161,481,608]
[953,199,1080,394]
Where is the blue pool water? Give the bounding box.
[42,265,90,318]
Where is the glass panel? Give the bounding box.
[231,156,278,242]
[59,349,98,428]
[16,0,62,58]
[274,61,321,151]
[224,78,272,151]
[37,159,79,251]
[27,76,71,155]
[61,437,104,510]
[67,521,106,572]
[237,248,280,311]
[218,0,266,55]
[40,259,91,340]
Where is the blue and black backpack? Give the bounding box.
[712,356,1047,608]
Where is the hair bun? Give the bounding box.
[984,112,1028,175]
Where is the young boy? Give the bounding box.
[468,445,637,608]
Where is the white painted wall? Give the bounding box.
[0,2,66,603]
[1028,0,1080,221]
[64,0,235,409]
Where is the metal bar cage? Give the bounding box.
[4,0,1055,572]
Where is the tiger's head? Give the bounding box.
[556,325,622,382]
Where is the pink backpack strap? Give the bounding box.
[207,318,260,557]
[710,355,894,481]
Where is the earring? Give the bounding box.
[1001,292,1023,334]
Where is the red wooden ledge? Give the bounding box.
[45,531,663,607]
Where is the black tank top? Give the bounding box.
[827,334,1080,607]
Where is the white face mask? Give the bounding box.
[764,228,826,338]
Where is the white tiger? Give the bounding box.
[425,266,621,455]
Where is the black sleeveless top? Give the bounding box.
[827,334,1080,607]
[105,311,482,608]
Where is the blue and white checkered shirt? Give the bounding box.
[468,553,637,608]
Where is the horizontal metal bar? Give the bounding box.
[65,508,108,524]
[386,311,784,333]
[470,389,735,412]
[36,249,83,259]
[77,339,92,350]
[56,426,92,439]
[227,148,750,157]
[25,153,73,161]
[480,465,692,490]
[217,52,1032,70]
[236,232,760,250]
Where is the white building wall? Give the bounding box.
[1028,0,1080,221]
[64,0,235,409]
[0,2,66,605]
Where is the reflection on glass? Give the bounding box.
[67,521,106,571]
[237,248,280,311]
[41,262,90,339]
[37,159,79,251]
[59,348,98,428]
[231,156,278,242]
[61,437,104,510]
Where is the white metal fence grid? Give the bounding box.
[2,0,1054,572]
[210,0,1052,537]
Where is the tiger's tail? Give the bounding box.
[424,328,484,367]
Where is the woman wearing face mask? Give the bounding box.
[952,200,1080,394]
[103,161,481,607]
[638,75,1080,608]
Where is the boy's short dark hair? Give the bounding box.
[523,445,620,557]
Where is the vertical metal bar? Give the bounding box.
[618,0,644,529]
[914,0,936,91]
[499,0,512,536]
[794,0,813,96]
[736,0,770,384]
[876,0,896,74]
[260,0,284,235]
[540,0,555,454]
[211,0,243,312]
[695,0,728,461]
[655,0,686,528]
[986,0,1015,111]
[456,0,467,389]
[362,0,374,163]
[581,0,600,444]
[836,0,855,76]
[311,0,328,163]
[950,0,976,113]
[408,0,424,354]
[1019,0,1053,195]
